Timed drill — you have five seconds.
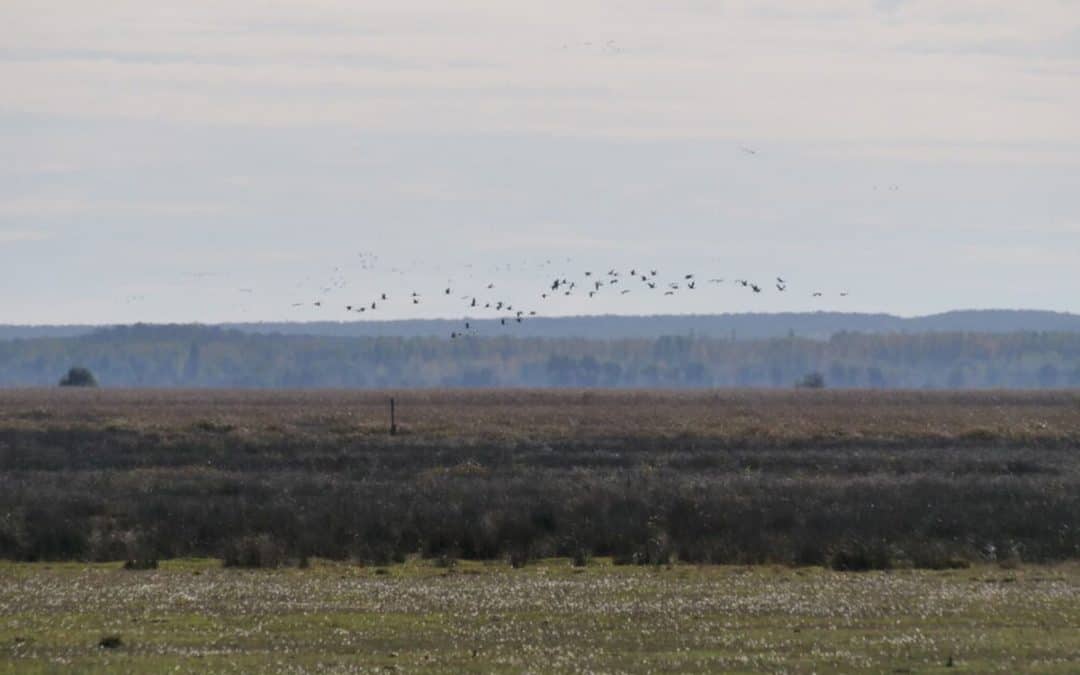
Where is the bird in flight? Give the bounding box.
[283,251,854,339]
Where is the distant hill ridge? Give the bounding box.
[3,310,1080,341]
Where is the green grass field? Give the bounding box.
[2,559,1078,673]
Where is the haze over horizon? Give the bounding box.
[3,1,1078,325]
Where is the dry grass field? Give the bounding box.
[1,389,1079,566]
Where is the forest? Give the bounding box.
[2,323,1080,388]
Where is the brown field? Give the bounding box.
[1,388,1078,568]
[3,388,1080,444]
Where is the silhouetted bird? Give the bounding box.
[751,284,761,293]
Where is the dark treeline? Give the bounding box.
[3,324,1080,388]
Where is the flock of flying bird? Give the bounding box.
[292,262,850,339]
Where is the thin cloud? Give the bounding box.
[2,1,1077,150]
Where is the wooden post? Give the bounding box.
[389,397,397,436]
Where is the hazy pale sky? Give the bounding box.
[2,0,1078,324]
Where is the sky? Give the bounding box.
[2,0,1078,324]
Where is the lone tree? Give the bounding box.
[796,371,826,389]
[59,366,98,387]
